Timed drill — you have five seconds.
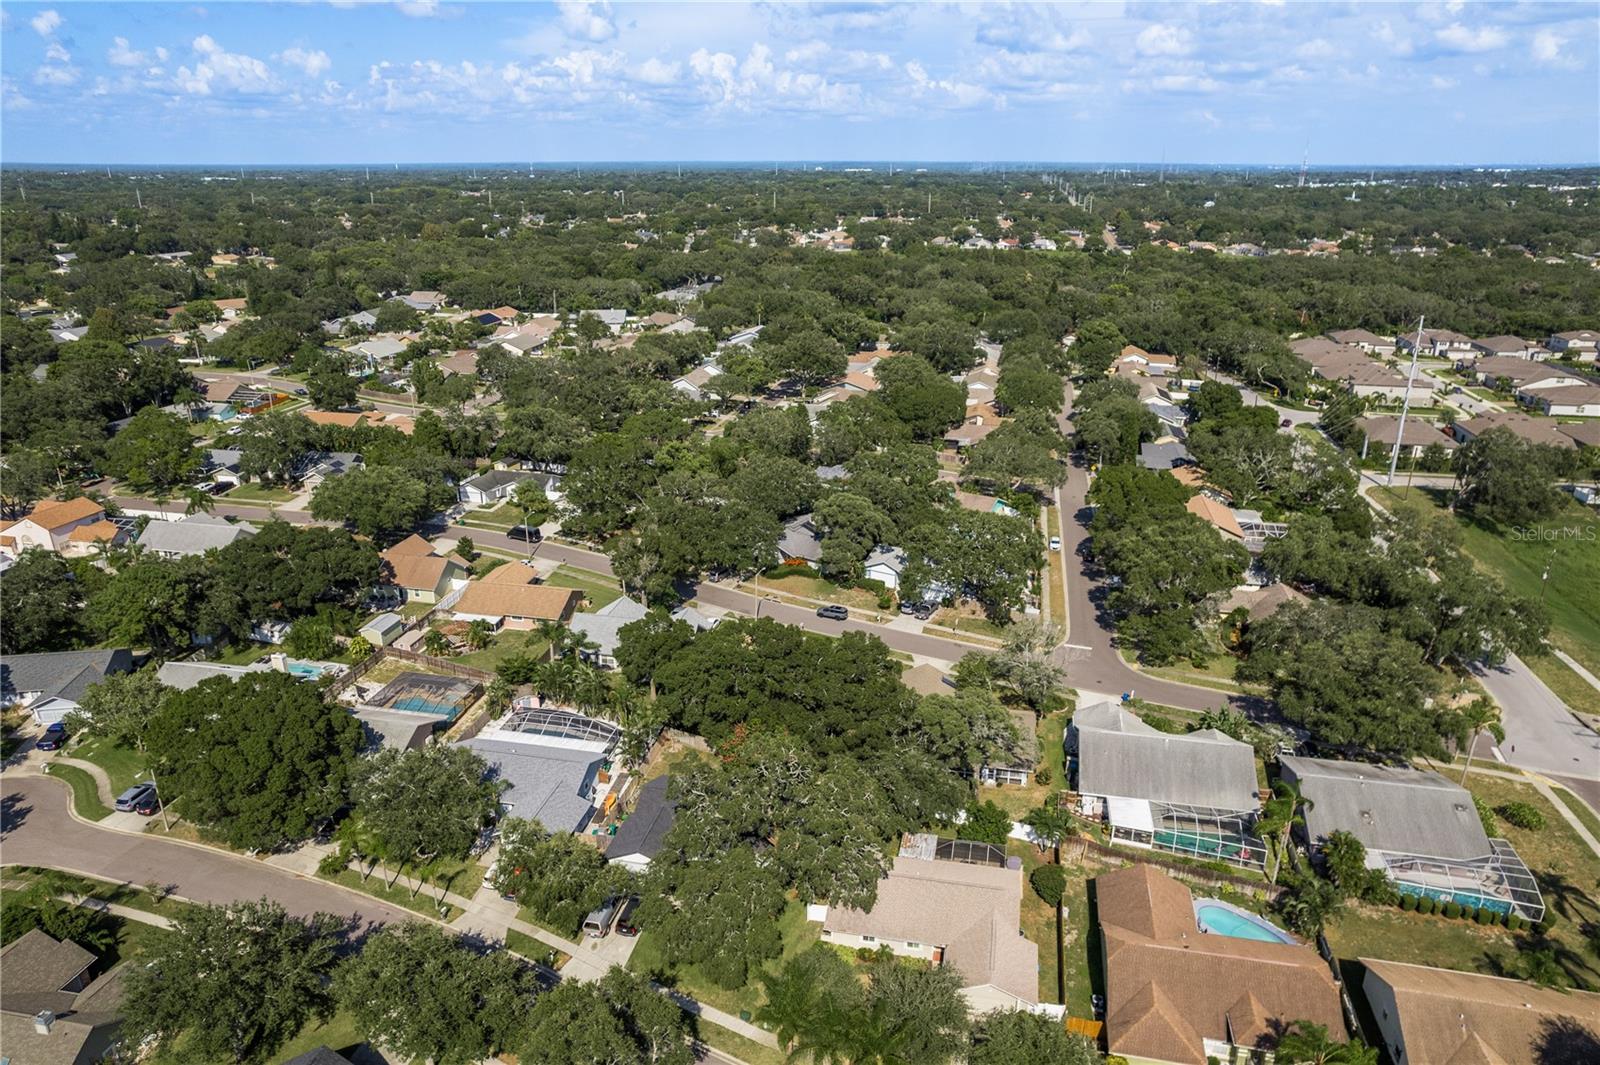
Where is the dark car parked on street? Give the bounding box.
[507,525,543,543]
[133,788,162,817]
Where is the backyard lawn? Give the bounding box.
[757,573,882,611]
[1373,487,1600,678]
[451,631,551,672]
[1010,839,1067,1008]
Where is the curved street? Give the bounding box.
[0,773,416,931]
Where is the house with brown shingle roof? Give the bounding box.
[1185,494,1245,543]
[1361,959,1600,1065]
[1452,411,1583,450]
[450,567,579,630]
[379,534,468,605]
[819,837,1040,1013]
[0,497,107,557]
[1096,864,1345,1065]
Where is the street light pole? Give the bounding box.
[147,766,171,832]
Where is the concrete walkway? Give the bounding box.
[1435,761,1600,860]
[1554,649,1600,696]
[52,755,117,806]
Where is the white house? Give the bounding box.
[1547,330,1599,360]
[1,650,135,725]
[863,545,907,590]
[1524,385,1600,418]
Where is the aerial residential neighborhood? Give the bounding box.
[2,3,1599,1065]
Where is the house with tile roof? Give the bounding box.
[1096,864,1345,1065]
[0,497,108,557]
[1361,958,1600,1065]
[1451,411,1590,450]
[1324,328,1397,356]
[818,836,1040,1013]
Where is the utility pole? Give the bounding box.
[1387,316,1426,489]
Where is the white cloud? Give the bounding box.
[34,63,79,86]
[557,1,616,42]
[108,37,149,66]
[44,42,70,63]
[395,1,442,16]
[1294,38,1336,60]
[635,57,681,85]
[1127,73,1220,94]
[278,47,332,77]
[1436,23,1508,54]
[176,35,275,95]
[1431,75,1458,89]
[1136,24,1193,57]
[1531,30,1578,69]
[30,9,61,37]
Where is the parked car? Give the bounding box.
[114,783,155,812]
[898,601,932,620]
[507,524,543,543]
[614,896,640,937]
[583,898,618,938]
[133,788,162,817]
[815,604,849,621]
[35,722,68,751]
[1279,418,1292,428]
[1049,536,1062,551]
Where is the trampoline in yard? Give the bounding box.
[368,671,480,721]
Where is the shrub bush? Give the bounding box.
[855,946,878,962]
[1443,901,1462,919]
[1496,802,1546,831]
[765,563,818,580]
[1461,905,1478,923]
[1399,893,1417,911]
[1539,912,1558,933]
[1476,908,1494,925]
[1507,914,1524,931]
[1030,864,1067,907]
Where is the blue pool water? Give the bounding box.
[286,663,325,679]
[1194,902,1294,943]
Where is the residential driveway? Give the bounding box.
[1472,654,1600,811]
[1,774,416,931]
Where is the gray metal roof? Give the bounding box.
[136,515,255,557]
[459,736,603,833]
[353,707,438,752]
[0,650,134,704]
[1278,756,1492,861]
[1073,702,1260,812]
[607,774,676,863]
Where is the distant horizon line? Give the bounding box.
[3,160,1596,172]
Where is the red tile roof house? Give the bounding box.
[0,497,109,558]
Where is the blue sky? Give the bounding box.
[2,1,1596,165]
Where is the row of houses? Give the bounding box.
[1066,702,1545,921]
[1329,326,1599,363]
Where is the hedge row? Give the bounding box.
[1397,892,1546,932]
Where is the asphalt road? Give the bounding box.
[0,774,415,931]
[1472,654,1600,810]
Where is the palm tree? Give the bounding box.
[535,619,570,662]
[182,486,215,516]
[421,628,453,658]
[574,666,612,716]
[1256,779,1310,886]
[1455,697,1505,785]
[464,619,493,652]
[484,677,513,716]
[1022,801,1077,864]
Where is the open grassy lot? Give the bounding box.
[758,573,882,611]
[208,642,275,665]
[1373,486,1600,678]
[456,502,524,530]
[629,897,820,1022]
[1324,772,1600,992]
[266,1012,364,1065]
[316,864,464,922]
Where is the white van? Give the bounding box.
[582,898,617,938]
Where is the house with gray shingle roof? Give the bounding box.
[1,649,135,726]
[136,514,256,558]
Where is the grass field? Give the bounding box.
[1011,839,1065,1006]
[209,642,275,665]
[72,735,149,795]
[47,763,111,819]
[266,1012,364,1065]
[223,483,297,504]
[759,573,882,611]
[1552,786,1600,841]
[544,564,623,610]
[629,897,819,1022]
[451,631,551,672]
[315,865,464,922]
[1373,487,1600,677]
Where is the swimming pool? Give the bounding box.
[1194,901,1295,944]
